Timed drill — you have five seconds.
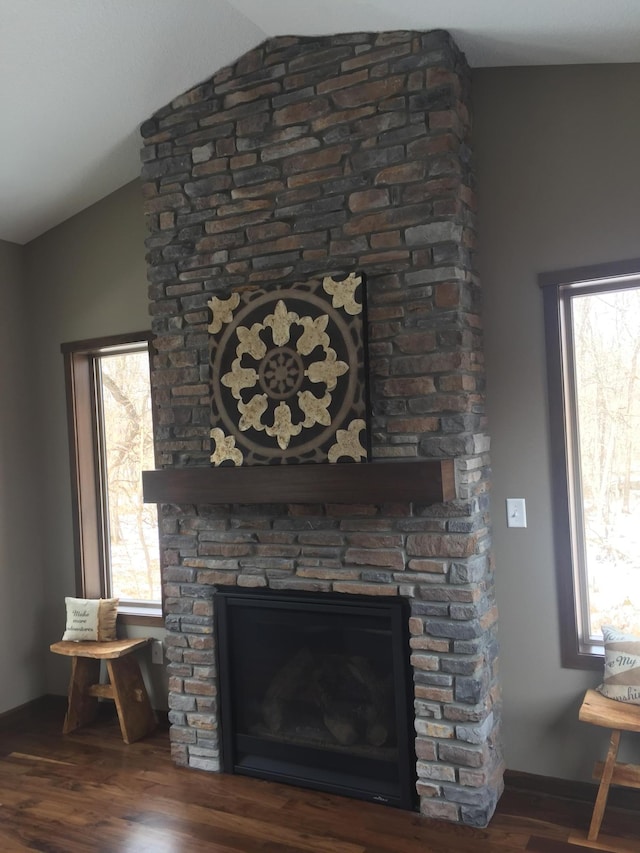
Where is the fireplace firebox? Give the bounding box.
[216,588,416,810]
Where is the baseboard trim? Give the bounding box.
[0,694,168,728]
[504,769,640,812]
[0,694,66,724]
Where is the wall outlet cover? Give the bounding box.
[151,639,164,665]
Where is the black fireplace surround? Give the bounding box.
[216,588,416,809]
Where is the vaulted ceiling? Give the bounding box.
[3,0,640,244]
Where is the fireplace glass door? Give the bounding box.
[216,588,415,809]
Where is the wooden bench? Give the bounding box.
[50,637,157,744]
[574,688,640,846]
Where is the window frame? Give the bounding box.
[61,330,163,627]
[540,258,640,670]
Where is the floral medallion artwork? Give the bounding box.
[208,273,369,465]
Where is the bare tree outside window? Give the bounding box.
[99,350,161,605]
[571,287,640,640]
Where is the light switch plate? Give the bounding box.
[506,498,527,528]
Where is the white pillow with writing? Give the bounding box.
[62,597,119,642]
[598,625,640,705]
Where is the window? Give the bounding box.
[541,259,640,668]
[62,331,162,625]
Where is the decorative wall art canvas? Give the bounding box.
[208,273,369,466]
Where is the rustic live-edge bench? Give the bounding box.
[569,688,640,850]
[50,637,156,744]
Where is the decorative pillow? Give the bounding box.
[597,625,640,705]
[62,597,119,642]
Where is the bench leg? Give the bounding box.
[588,728,621,841]
[106,655,156,744]
[64,657,101,735]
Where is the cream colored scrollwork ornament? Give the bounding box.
[265,401,302,450]
[207,292,240,334]
[322,273,363,316]
[210,428,243,466]
[328,419,367,462]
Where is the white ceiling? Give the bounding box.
[2,0,640,245]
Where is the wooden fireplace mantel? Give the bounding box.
[142,459,455,506]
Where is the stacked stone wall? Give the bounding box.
[141,29,503,826]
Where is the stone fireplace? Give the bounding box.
[140,28,503,827]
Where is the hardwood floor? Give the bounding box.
[1,697,639,852]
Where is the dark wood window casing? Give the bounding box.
[540,258,640,670]
[61,330,162,628]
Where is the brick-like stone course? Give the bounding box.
[142,29,503,827]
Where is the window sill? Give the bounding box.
[563,640,604,671]
[118,607,164,629]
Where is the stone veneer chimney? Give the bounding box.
[140,29,503,827]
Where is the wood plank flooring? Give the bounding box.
[0,697,639,852]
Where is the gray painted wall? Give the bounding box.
[474,63,640,779]
[24,181,167,708]
[5,61,639,780]
[0,239,47,711]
